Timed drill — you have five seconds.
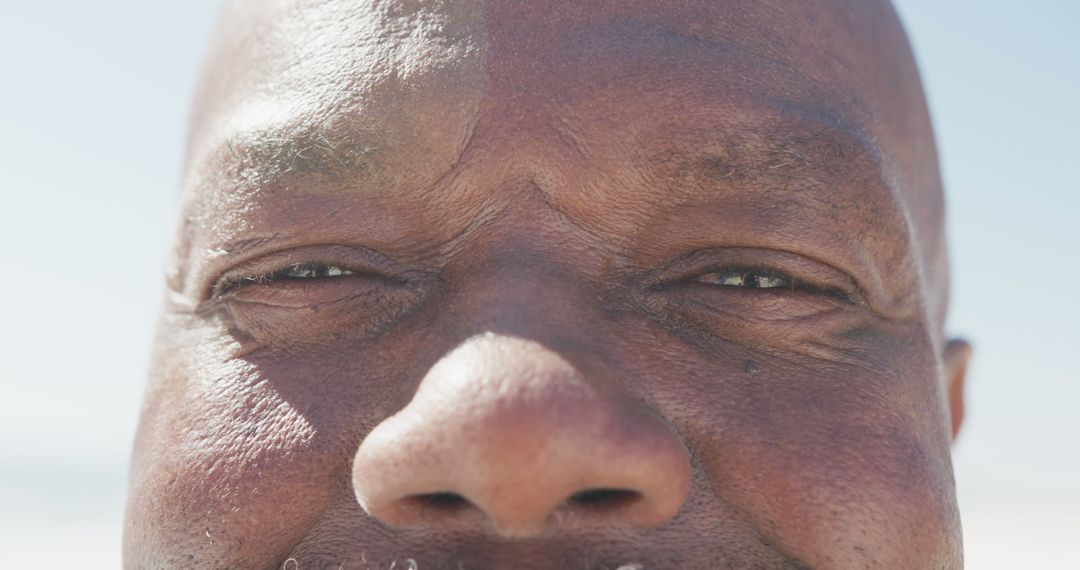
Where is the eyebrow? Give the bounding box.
[651,114,889,201]
[205,115,878,201]
[208,123,389,190]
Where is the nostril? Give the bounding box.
[568,488,641,510]
[373,491,478,529]
[410,491,471,512]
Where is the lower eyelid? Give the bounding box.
[689,283,859,317]
[681,286,845,313]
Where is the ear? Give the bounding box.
[943,338,972,441]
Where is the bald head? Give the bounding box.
[128,1,969,568]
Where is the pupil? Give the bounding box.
[289,264,316,277]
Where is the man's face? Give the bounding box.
[126,0,971,567]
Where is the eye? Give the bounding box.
[212,262,359,297]
[694,269,793,289]
[277,262,355,279]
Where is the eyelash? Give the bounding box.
[213,262,357,297]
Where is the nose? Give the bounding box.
[352,334,691,538]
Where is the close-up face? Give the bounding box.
[125,0,971,567]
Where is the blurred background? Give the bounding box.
[0,1,1076,567]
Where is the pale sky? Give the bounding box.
[1,1,1077,567]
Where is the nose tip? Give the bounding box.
[352,335,691,538]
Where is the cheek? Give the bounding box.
[127,334,340,567]
[127,314,440,568]
[623,320,960,568]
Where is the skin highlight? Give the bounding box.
[126,1,972,568]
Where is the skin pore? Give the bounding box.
[125,0,972,568]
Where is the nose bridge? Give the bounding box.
[440,243,613,358]
[352,333,692,538]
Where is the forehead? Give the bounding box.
[192,0,909,156]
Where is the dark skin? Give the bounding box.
[125,0,973,568]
